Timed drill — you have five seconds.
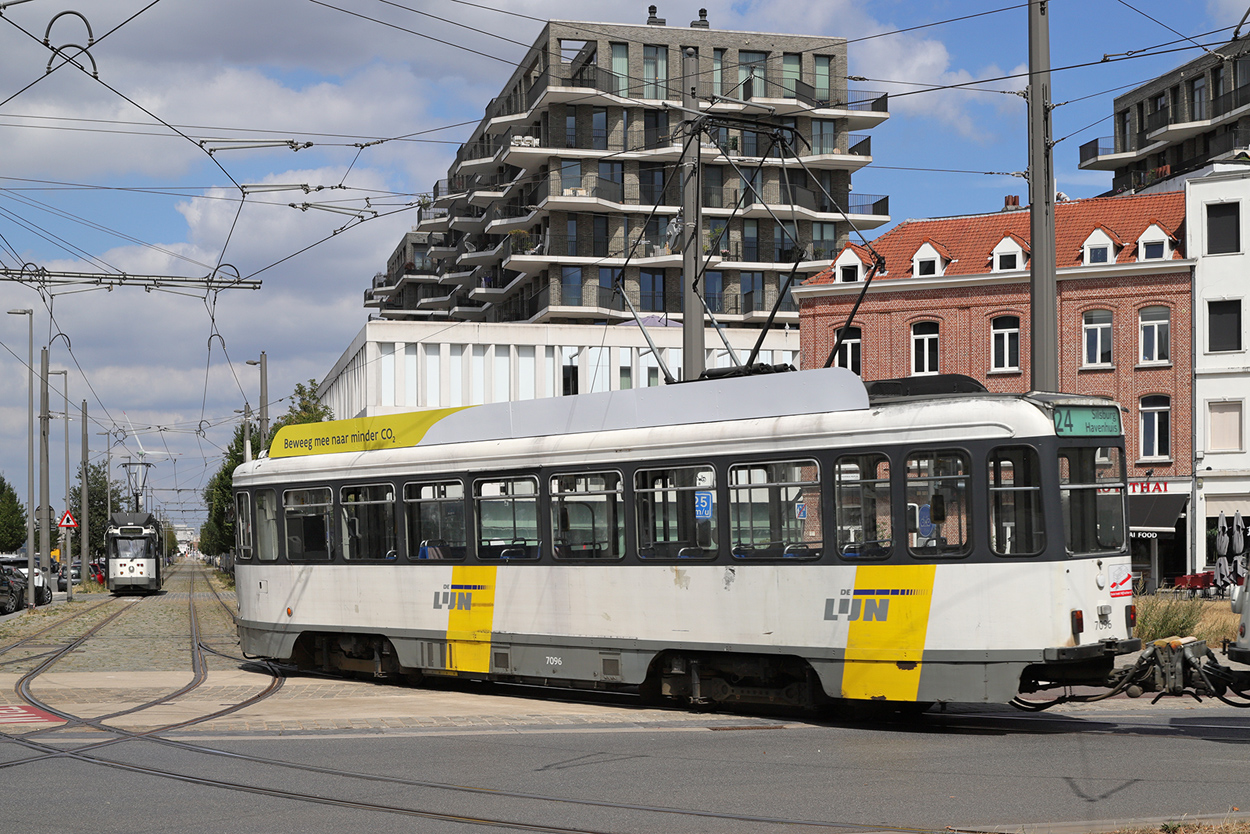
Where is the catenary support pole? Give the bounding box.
[76,400,86,603]
[1028,0,1058,392]
[681,46,705,381]
[38,348,49,607]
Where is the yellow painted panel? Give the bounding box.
[446,565,497,674]
[841,563,937,701]
[268,407,473,458]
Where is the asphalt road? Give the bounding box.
[0,567,1246,833]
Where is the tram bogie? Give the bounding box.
[104,513,163,595]
[232,368,1148,709]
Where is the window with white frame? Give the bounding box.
[911,321,939,375]
[1083,309,1113,366]
[1140,395,1171,460]
[1209,401,1244,452]
[839,264,859,283]
[991,237,1025,272]
[1082,228,1115,265]
[1138,224,1170,260]
[833,326,861,375]
[1209,299,1243,352]
[911,242,945,278]
[991,315,1020,371]
[1208,202,1241,255]
[1139,306,1170,364]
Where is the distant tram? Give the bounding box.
[230,369,1148,710]
[104,513,163,594]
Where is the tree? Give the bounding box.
[264,379,333,449]
[0,475,26,552]
[201,379,333,556]
[69,461,127,562]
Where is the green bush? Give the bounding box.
[1134,592,1205,641]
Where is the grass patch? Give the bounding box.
[1119,820,1248,834]
[1134,594,1241,644]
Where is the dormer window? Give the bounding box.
[911,241,947,277]
[991,235,1027,273]
[1082,227,1118,265]
[840,265,859,282]
[1138,224,1171,261]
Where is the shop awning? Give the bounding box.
[1128,493,1189,532]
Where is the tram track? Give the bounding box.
[6,562,1240,833]
[0,563,936,833]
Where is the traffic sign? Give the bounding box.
[58,510,78,529]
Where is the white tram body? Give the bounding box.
[232,368,1138,707]
[105,513,163,594]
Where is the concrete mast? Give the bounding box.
[1028,0,1058,393]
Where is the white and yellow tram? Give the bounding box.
[104,512,164,594]
[231,368,1139,708]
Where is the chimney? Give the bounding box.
[646,5,666,25]
[690,8,709,28]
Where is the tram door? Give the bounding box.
[1130,533,1157,593]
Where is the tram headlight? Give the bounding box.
[1070,609,1084,638]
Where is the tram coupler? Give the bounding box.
[1104,636,1226,702]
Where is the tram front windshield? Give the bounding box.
[1059,446,1127,556]
[111,537,152,560]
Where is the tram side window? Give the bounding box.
[283,487,333,561]
[989,446,1045,556]
[256,489,279,561]
[906,451,971,558]
[1060,446,1126,555]
[635,465,717,559]
[404,481,466,560]
[729,459,822,559]
[475,477,540,560]
[835,454,891,560]
[341,484,397,560]
[550,471,624,559]
[234,492,253,560]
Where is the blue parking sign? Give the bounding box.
[795,502,807,520]
[694,491,713,519]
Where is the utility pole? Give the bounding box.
[76,400,86,603]
[1028,0,1058,392]
[38,348,49,606]
[681,46,705,381]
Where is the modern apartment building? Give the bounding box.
[1080,36,1250,194]
[366,8,889,327]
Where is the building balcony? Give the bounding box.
[415,205,450,232]
[448,206,489,232]
[741,288,799,323]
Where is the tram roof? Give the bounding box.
[266,367,872,460]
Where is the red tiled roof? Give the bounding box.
[806,191,1185,284]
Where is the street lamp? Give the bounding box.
[6,309,33,609]
[246,352,268,453]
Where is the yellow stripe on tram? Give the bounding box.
[841,563,937,701]
[446,565,498,674]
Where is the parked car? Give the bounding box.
[0,565,25,614]
[57,563,81,592]
[0,558,50,605]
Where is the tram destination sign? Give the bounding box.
[1053,405,1121,437]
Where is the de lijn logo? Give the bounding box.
[433,584,487,611]
[824,588,920,622]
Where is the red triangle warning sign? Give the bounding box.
[58,511,77,529]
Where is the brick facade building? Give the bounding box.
[794,192,1195,587]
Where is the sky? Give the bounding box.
[0,0,1244,534]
